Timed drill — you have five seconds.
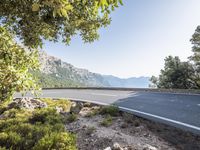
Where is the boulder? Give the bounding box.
[55,106,63,113]
[70,102,83,114]
[143,144,157,150]
[104,147,112,150]
[8,98,47,110]
[112,143,123,150]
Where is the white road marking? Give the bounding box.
[144,91,200,96]
[90,93,117,97]
[52,97,200,132]
[197,104,200,106]
[16,95,200,132]
[119,106,200,131]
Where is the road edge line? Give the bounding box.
[66,97,200,132]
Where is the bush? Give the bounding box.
[29,108,63,125]
[85,126,96,135]
[66,113,78,123]
[33,132,76,150]
[39,98,71,112]
[100,115,113,127]
[85,109,99,117]
[123,113,134,124]
[0,106,77,150]
[100,105,120,116]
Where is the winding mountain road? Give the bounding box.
[15,89,200,134]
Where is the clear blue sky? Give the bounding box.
[43,0,200,78]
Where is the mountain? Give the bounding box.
[34,51,110,88]
[103,75,150,88]
[35,51,150,88]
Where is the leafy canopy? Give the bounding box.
[150,26,200,89]
[190,25,200,64]
[0,26,40,102]
[0,0,123,48]
[0,0,123,101]
[150,56,197,89]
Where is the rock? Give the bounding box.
[7,101,18,109]
[55,106,63,113]
[113,142,123,150]
[104,147,112,150]
[70,102,83,114]
[143,144,157,150]
[8,98,47,110]
[79,107,92,117]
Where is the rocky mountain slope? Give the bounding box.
[35,51,110,87]
[35,51,150,88]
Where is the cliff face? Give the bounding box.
[37,51,110,87]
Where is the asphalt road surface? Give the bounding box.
[15,89,200,134]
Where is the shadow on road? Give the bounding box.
[113,94,200,150]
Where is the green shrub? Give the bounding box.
[33,132,76,150]
[85,126,96,135]
[123,113,134,124]
[0,106,77,150]
[66,113,78,123]
[0,132,21,148]
[29,108,63,125]
[100,105,119,116]
[39,98,71,112]
[100,115,113,127]
[134,120,140,127]
[85,109,99,117]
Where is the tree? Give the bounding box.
[149,76,158,88]
[190,26,200,65]
[150,56,197,89]
[0,26,40,102]
[0,0,123,102]
[0,0,123,48]
[190,25,200,87]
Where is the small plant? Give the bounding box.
[83,102,92,107]
[134,120,140,127]
[85,126,96,135]
[120,123,128,128]
[33,132,76,150]
[100,105,120,117]
[85,109,99,117]
[123,113,134,124]
[100,115,113,127]
[39,98,71,112]
[66,113,78,123]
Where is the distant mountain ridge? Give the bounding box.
[36,51,150,88]
[103,75,150,88]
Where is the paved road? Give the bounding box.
[15,89,200,134]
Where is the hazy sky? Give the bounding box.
[43,0,200,78]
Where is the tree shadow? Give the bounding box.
[112,93,200,150]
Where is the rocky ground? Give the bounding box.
[66,102,200,150]
[3,98,200,150]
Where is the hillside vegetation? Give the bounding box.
[34,51,150,88]
[0,99,76,150]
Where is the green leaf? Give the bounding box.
[32,3,40,12]
[119,0,123,5]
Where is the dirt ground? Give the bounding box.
[65,104,200,150]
